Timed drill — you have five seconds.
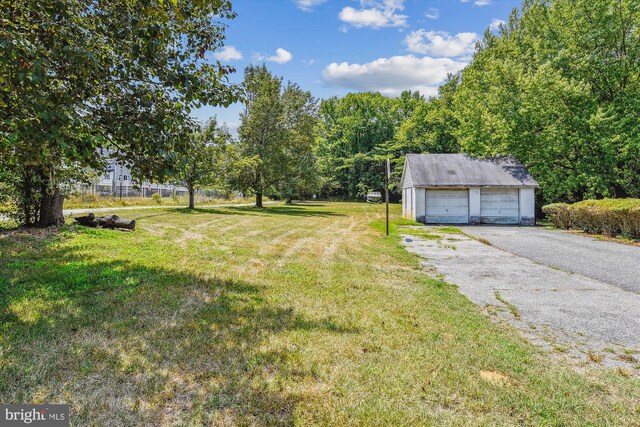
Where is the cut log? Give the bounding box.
[74,213,136,230]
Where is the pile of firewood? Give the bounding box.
[74,213,136,230]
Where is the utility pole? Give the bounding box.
[385,158,390,236]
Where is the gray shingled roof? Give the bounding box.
[403,153,539,188]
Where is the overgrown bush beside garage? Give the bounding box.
[541,203,572,229]
[543,199,640,238]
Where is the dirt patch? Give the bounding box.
[0,226,66,240]
[480,370,511,385]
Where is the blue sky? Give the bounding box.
[196,0,521,132]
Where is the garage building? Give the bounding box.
[401,154,539,225]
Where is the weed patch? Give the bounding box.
[494,292,521,320]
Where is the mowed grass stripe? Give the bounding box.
[0,202,638,425]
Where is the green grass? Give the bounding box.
[1,202,638,425]
[494,292,522,321]
[398,228,443,240]
[437,226,464,234]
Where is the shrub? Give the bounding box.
[152,193,162,205]
[543,199,640,238]
[542,203,572,229]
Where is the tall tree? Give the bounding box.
[234,65,318,207]
[172,119,232,209]
[276,82,320,203]
[0,0,241,226]
[451,0,640,203]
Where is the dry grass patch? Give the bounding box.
[480,370,512,386]
[587,352,604,364]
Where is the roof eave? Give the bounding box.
[416,184,540,188]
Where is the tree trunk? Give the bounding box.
[255,192,263,208]
[75,213,135,230]
[23,174,32,226]
[38,184,65,227]
[189,188,195,209]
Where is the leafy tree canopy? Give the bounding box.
[171,118,233,209]
[0,0,242,225]
[452,0,640,203]
[233,65,319,207]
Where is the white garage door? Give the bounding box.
[480,189,519,224]
[426,190,469,224]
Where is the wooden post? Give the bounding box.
[385,158,390,236]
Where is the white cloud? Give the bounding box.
[405,30,478,57]
[338,0,408,29]
[302,59,316,66]
[295,0,326,12]
[212,46,243,61]
[222,121,240,137]
[253,48,293,64]
[267,48,293,64]
[322,54,468,97]
[489,18,505,31]
[461,0,492,6]
[425,8,439,20]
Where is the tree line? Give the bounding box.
[3,0,638,227]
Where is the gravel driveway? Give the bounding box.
[459,226,640,293]
[402,226,640,370]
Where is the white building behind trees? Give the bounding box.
[74,152,189,197]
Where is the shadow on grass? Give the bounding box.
[171,204,345,218]
[0,231,354,425]
[228,205,345,217]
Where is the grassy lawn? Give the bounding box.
[1,202,638,425]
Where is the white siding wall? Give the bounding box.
[519,188,535,225]
[468,188,480,223]
[402,188,407,218]
[402,163,414,189]
[415,187,426,222]
[402,163,414,220]
[410,187,416,220]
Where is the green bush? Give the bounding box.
[542,203,572,229]
[543,199,640,238]
[152,193,162,205]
